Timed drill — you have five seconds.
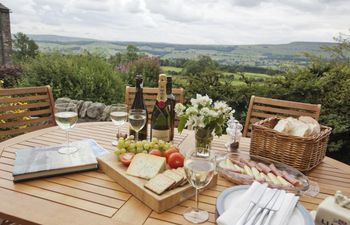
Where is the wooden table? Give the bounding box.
[0,122,349,225]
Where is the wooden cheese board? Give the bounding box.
[97,153,218,213]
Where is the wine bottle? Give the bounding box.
[166,75,176,141]
[130,75,148,140]
[151,74,171,142]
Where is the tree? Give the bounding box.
[126,56,161,87]
[12,32,39,61]
[126,45,139,62]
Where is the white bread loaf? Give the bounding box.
[273,116,321,137]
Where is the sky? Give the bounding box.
[3,0,350,45]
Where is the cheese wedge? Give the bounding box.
[127,153,166,179]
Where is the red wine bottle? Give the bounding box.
[129,75,148,140]
[166,75,175,141]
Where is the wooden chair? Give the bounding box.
[124,86,185,117]
[243,95,321,137]
[0,85,56,141]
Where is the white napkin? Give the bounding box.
[271,192,299,225]
[216,181,268,225]
[216,182,299,225]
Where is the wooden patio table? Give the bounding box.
[0,122,349,225]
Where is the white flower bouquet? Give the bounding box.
[175,94,235,137]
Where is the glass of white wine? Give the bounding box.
[128,109,147,142]
[110,104,128,146]
[183,151,216,224]
[55,102,79,154]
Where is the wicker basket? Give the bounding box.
[250,117,332,172]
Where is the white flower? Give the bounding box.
[185,106,198,116]
[175,103,186,116]
[190,94,212,107]
[199,107,210,116]
[208,109,219,117]
[185,116,195,128]
[214,101,232,114]
[192,115,205,128]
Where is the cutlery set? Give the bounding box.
[237,188,285,225]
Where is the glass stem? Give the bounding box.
[135,131,139,142]
[66,129,70,149]
[195,188,199,211]
[117,127,120,138]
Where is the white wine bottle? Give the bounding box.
[130,75,148,140]
[151,74,171,142]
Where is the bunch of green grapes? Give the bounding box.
[114,136,173,156]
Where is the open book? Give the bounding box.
[13,139,108,182]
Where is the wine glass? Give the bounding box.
[128,109,147,142]
[110,104,128,146]
[183,151,216,224]
[55,102,79,154]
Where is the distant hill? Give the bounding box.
[29,34,336,68]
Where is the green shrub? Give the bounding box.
[19,53,125,104]
[0,65,23,88]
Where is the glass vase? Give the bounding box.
[195,128,213,157]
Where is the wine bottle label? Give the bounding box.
[152,129,170,142]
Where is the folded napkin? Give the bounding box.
[217,182,299,225]
[271,191,299,225]
[217,181,268,225]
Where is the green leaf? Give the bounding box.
[177,116,188,133]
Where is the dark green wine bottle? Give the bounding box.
[166,75,176,141]
[151,74,171,142]
[130,75,148,140]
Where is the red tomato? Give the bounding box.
[149,149,163,157]
[168,152,185,169]
[164,147,179,162]
[119,153,135,167]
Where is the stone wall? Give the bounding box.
[0,4,12,65]
[56,98,113,122]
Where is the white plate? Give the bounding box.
[216,185,314,225]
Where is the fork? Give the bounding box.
[254,190,282,225]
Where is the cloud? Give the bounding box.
[2,0,350,44]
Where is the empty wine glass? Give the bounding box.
[183,151,216,224]
[55,102,79,154]
[110,104,128,146]
[128,109,147,142]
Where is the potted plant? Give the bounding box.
[175,94,234,156]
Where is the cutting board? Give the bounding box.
[97,153,218,213]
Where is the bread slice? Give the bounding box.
[144,173,175,195]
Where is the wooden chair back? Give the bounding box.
[243,95,321,137]
[0,85,56,140]
[125,86,185,117]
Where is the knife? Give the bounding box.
[262,190,286,225]
[254,190,282,225]
[245,188,278,225]
[235,183,268,225]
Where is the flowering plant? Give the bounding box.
[175,94,235,137]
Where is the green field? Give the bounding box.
[161,66,182,73]
[160,66,275,87]
[30,34,337,69]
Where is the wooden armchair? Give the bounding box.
[243,96,321,137]
[0,86,56,141]
[124,86,185,117]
